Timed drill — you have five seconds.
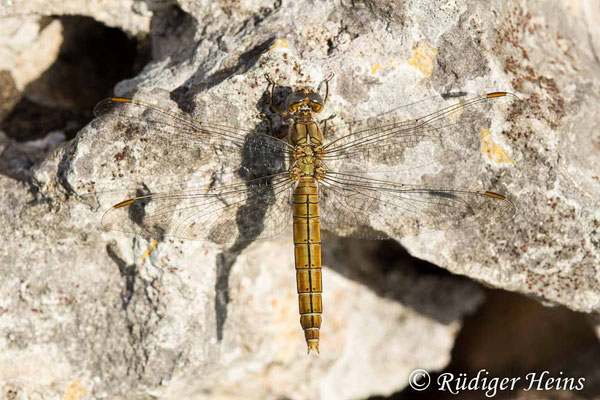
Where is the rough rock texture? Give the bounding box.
[1,0,599,399]
[1,157,479,399]
[0,0,151,34]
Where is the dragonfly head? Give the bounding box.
[286,88,324,118]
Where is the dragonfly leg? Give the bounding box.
[264,74,289,118]
[258,111,288,139]
[258,112,275,136]
[320,73,334,105]
[321,113,336,133]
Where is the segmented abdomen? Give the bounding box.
[293,176,322,354]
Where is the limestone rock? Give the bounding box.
[0,0,151,34]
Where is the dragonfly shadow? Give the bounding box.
[170,37,276,110]
[105,240,165,349]
[106,242,137,311]
[214,86,289,341]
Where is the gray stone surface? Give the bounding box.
[1,156,478,398]
[0,0,151,34]
[1,0,599,399]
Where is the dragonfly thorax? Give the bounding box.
[290,144,325,181]
[290,121,325,181]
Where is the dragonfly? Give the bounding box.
[92,76,518,354]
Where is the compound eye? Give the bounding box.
[310,102,323,112]
[286,92,306,109]
[308,93,324,104]
[287,102,301,112]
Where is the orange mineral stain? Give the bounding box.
[63,380,86,400]
[481,128,514,163]
[407,41,438,76]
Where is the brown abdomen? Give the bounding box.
[293,176,322,354]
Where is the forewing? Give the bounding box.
[323,92,521,173]
[100,173,295,243]
[93,96,292,175]
[319,172,515,239]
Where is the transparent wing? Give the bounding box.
[319,172,515,239]
[93,96,293,174]
[100,172,295,243]
[323,92,521,173]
